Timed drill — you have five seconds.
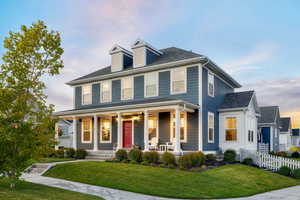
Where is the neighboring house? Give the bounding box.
[258,106,281,152]
[279,117,292,151]
[57,119,73,148]
[291,129,300,146]
[54,39,261,154]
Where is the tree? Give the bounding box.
[0,21,64,188]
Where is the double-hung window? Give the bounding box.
[100,81,111,103]
[148,114,158,143]
[171,67,186,94]
[121,77,133,100]
[100,117,112,143]
[82,85,92,105]
[82,118,92,143]
[248,130,254,142]
[171,112,187,142]
[208,112,214,143]
[208,72,214,97]
[144,72,158,97]
[225,117,237,141]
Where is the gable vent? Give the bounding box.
[109,45,133,72]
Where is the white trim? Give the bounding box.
[207,71,214,97]
[144,72,159,98]
[131,39,163,55]
[121,76,134,100]
[110,44,133,56]
[100,116,112,143]
[202,66,236,90]
[208,112,214,143]
[100,80,112,103]
[81,118,92,143]
[122,119,135,147]
[170,66,187,95]
[198,64,203,151]
[81,84,92,105]
[170,111,187,143]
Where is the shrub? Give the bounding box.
[121,159,128,163]
[130,160,138,164]
[55,149,65,158]
[205,154,216,163]
[291,152,300,158]
[275,151,287,157]
[143,151,159,163]
[65,148,75,158]
[292,168,300,179]
[75,149,87,159]
[141,161,149,165]
[190,152,205,167]
[168,163,175,169]
[289,146,299,153]
[115,149,127,161]
[224,149,236,162]
[178,154,192,169]
[161,152,176,165]
[128,149,142,162]
[242,157,253,166]
[277,166,292,176]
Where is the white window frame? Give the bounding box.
[121,76,134,100]
[81,118,92,143]
[170,67,187,95]
[148,113,159,143]
[100,80,112,103]
[208,71,214,97]
[144,72,159,98]
[225,117,237,142]
[170,111,187,143]
[208,112,214,143]
[82,84,92,105]
[100,117,112,143]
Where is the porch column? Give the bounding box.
[72,116,77,149]
[174,107,182,152]
[93,115,98,151]
[54,123,59,150]
[117,112,122,149]
[144,110,149,151]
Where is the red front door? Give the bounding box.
[123,121,132,148]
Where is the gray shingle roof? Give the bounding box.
[280,117,291,132]
[219,91,254,110]
[258,106,279,124]
[292,129,300,136]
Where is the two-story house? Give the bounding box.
[54,39,260,155]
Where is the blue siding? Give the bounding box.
[159,112,171,144]
[112,80,121,102]
[134,76,144,100]
[75,86,82,108]
[92,83,100,104]
[159,71,170,96]
[202,67,234,151]
[134,115,144,149]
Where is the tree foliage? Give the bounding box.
[0,21,64,188]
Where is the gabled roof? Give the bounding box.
[292,129,300,136]
[219,91,255,110]
[258,106,279,124]
[280,117,291,132]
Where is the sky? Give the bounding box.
[0,0,300,128]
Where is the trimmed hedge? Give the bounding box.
[161,152,175,165]
[55,149,65,158]
[143,151,159,164]
[224,149,236,162]
[292,168,300,179]
[190,152,205,167]
[277,166,291,176]
[65,148,75,158]
[291,152,300,158]
[242,158,253,166]
[128,149,142,162]
[75,149,87,159]
[115,149,127,161]
[205,154,216,163]
[178,154,192,169]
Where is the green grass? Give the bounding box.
[36,157,74,163]
[44,162,300,199]
[0,179,104,200]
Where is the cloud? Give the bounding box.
[222,43,278,74]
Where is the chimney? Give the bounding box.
[109,45,133,72]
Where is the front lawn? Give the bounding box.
[44,162,300,199]
[0,179,103,200]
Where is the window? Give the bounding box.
[148,114,158,143]
[225,117,237,141]
[144,72,158,97]
[171,112,187,142]
[248,130,254,143]
[82,85,92,105]
[100,81,111,103]
[81,118,92,143]
[171,67,186,94]
[208,72,214,97]
[100,118,112,143]
[208,112,214,143]
[121,77,133,100]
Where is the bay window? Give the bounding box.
[81,118,92,143]
[171,67,186,94]
[225,117,237,141]
[82,85,92,105]
[171,112,187,142]
[101,81,111,103]
[144,72,158,97]
[208,112,214,143]
[121,77,133,100]
[100,117,112,143]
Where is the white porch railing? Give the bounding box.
[258,143,269,154]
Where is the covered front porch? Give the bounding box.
[55,99,199,153]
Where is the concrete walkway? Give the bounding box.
[21,161,300,200]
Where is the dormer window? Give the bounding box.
[171,67,187,94]
[82,85,92,105]
[110,45,132,72]
[100,80,111,103]
[121,77,133,100]
[208,72,214,97]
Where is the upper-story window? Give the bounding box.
[121,76,133,100]
[82,85,92,105]
[171,67,187,94]
[144,72,158,97]
[100,80,111,103]
[208,72,214,97]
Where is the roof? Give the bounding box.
[67,47,241,88]
[280,117,291,132]
[292,129,300,136]
[258,106,279,124]
[219,91,255,110]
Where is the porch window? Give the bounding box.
[100,81,111,103]
[208,112,214,143]
[148,114,158,143]
[82,85,92,105]
[121,77,133,100]
[208,72,214,97]
[171,112,187,142]
[100,118,112,143]
[145,72,158,97]
[81,118,92,143]
[225,117,237,141]
[171,67,186,94]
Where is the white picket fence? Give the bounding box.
[258,143,269,154]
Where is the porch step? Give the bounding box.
[86,151,115,160]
